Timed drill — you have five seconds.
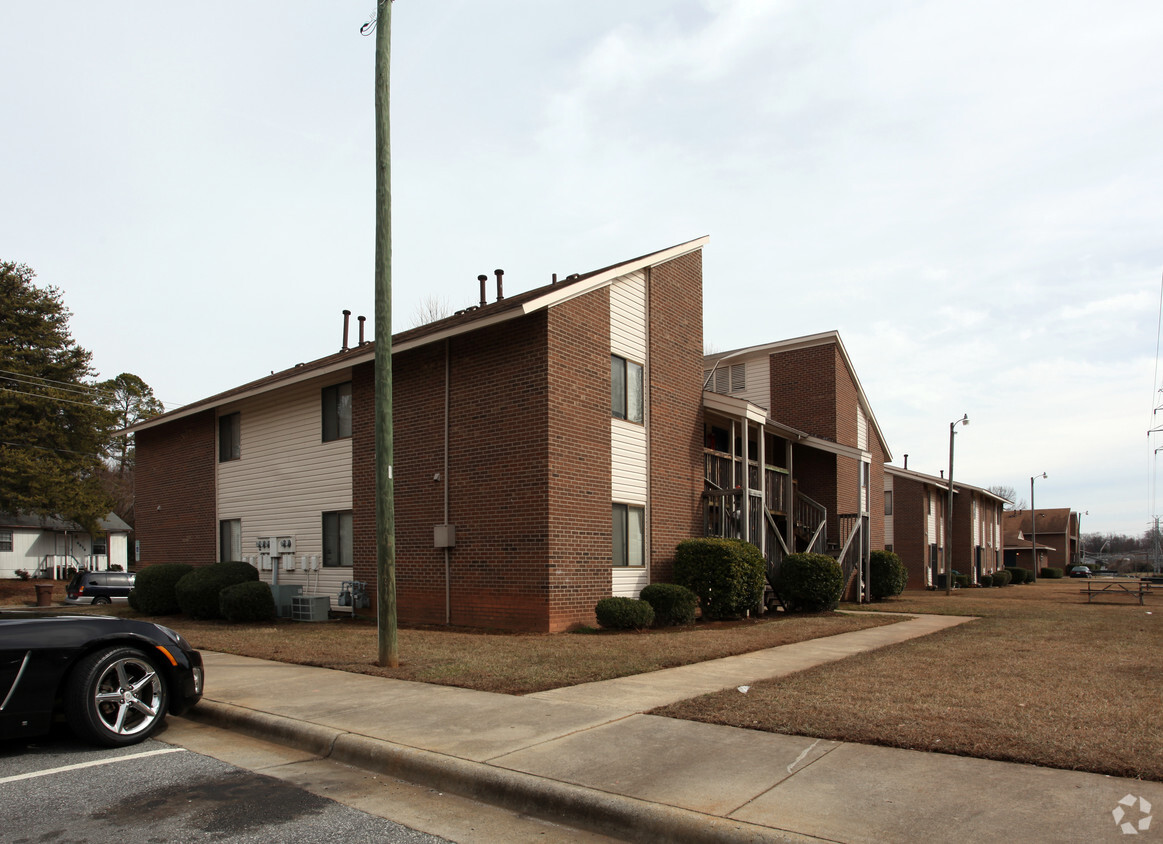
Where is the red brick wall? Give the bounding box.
[768,345,838,441]
[647,253,705,583]
[134,411,217,567]
[354,317,560,631]
[545,291,612,631]
[892,475,930,589]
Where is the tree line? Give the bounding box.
[1,261,164,532]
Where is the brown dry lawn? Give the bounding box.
[654,579,1163,781]
[9,576,1160,780]
[0,579,895,695]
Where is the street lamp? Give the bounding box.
[946,414,969,596]
[1030,472,1047,581]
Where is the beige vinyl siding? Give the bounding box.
[927,492,938,545]
[857,406,868,451]
[217,373,353,599]
[737,358,770,409]
[610,270,647,362]
[610,270,648,597]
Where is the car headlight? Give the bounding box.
[157,625,191,652]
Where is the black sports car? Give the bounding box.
[0,611,203,746]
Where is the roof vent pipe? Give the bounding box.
[903,454,908,470]
[357,315,366,345]
[341,309,351,352]
[495,269,504,301]
[478,275,488,308]
[552,273,557,284]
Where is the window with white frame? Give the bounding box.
[612,503,645,567]
[322,382,353,442]
[0,530,12,552]
[323,510,353,567]
[219,519,241,562]
[611,355,643,423]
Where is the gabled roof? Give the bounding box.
[1003,508,1076,535]
[885,465,1011,504]
[704,330,892,462]
[125,236,709,434]
[0,512,131,533]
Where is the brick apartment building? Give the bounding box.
[129,239,901,629]
[702,332,892,601]
[130,238,707,632]
[885,465,1006,588]
[1003,508,1081,571]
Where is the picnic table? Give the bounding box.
[1080,578,1153,605]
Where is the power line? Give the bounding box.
[0,386,112,410]
[0,368,120,400]
[0,440,107,460]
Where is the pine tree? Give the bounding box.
[0,261,114,531]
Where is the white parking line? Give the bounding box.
[0,746,187,784]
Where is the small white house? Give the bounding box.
[0,512,131,579]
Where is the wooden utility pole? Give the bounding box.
[373,0,398,668]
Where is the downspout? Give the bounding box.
[444,339,451,625]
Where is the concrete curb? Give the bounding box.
[185,699,820,844]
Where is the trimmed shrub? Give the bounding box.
[175,561,260,620]
[774,553,843,612]
[1040,567,1064,579]
[955,573,970,589]
[673,538,766,620]
[1006,567,1032,584]
[219,580,276,623]
[992,569,1012,586]
[869,550,907,601]
[979,573,993,588]
[129,563,194,615]
[595,597,654,630]
[639,583,698,627]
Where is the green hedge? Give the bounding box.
[774,552,843,612]
[673,538,765,620]
[639,583,698,627]
[128,563,194,615]
[175,561,260,620]
[219,580,276,623]
[594,597,654,630]
[1040,567,1064,579]
[869,550,907,600]
[992,569,1012,586]
[979,573,993,588]
[1006,567,1032,584]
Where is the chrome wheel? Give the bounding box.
[67,647,169,746]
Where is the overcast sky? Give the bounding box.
[3,1,1161,537]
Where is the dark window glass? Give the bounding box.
[218,413,240,462]
[323,382,353,442]
[323,510,353,567]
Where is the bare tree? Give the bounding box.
[411,295,452,327]
[987,484,1024,510]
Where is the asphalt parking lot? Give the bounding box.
[0,728,448,843]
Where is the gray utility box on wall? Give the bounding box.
[291,595,330,622]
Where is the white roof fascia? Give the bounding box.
[705,330,893,463]
[520,236,710,316]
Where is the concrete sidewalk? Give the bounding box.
[178,616,1162,843]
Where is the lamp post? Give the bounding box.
[946,414,969,596]
[1030,472,1046,582]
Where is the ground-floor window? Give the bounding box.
[219,519,241,562]
[323,510,353,567]
[612,503,645,567]
[0,530,12,552]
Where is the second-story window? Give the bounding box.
[611,355,643,423]
[218,413,240,462]
[322,381,352,441]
